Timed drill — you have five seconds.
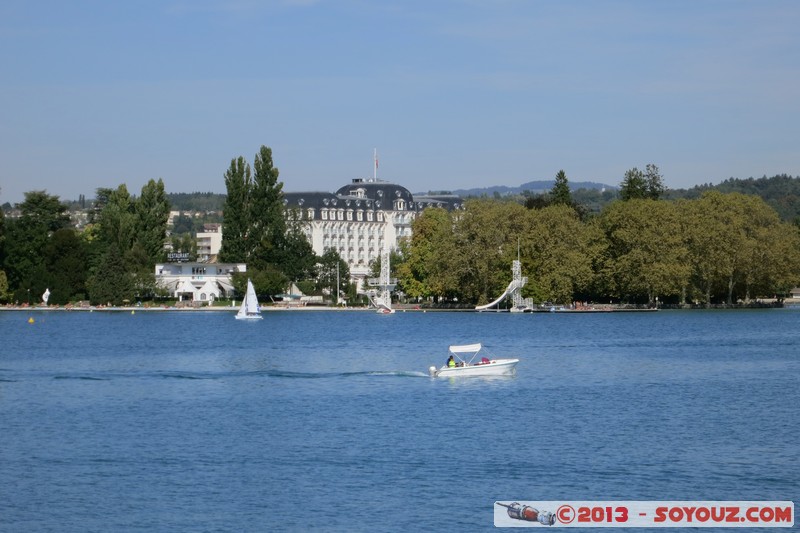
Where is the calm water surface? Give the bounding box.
[1,309,798,531]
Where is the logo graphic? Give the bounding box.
[496,502,556,525]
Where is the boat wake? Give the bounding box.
[258,369,428,379]
[26,369,432,381]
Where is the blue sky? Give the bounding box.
[1,0,798,204]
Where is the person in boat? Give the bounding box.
[447,355,456,368]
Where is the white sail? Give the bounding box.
[236,279,263,320]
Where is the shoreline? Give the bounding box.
[1,302,791,313]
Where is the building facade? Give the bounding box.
[284,178,463,283]
[196,223,222,262]
[155,261,246,303]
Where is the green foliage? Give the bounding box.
[397,207,457,300]
[219,156,252,263]
[86,244,136,305]
[619,164,665,201]
[136,178,171,263]
[274,216,317,281]
[596,199,689,303]
[249,145,286,267]
[550,170,572,206]
[233,266,287,299]
[171,213,195,234]
[3,191,72,302]
[167,192,225,212]
[0,270,9,302]
[170,233,197,261]
[524,204,598,304]
[42,228,89,304]
[395,193,800,306]
[317,248,350,300]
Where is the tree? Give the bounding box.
[682,191,778,306]
[644,164,666,200]
[450,200,507,304]
[524,204,598,304]
[249,145,286,268]
[397,207,458,300]
[277,217,317,282]
[96,185,137,253]
[86,244,135,305]
[171,212,195,234]
[317,248,350,302]
[0,270,8,303]
[135,178,171,264]
[619,168,648,201]
[550,170,572,206]
[3,191,71,301]
[620,164,666,201]
[596,199,689,304]
[170,233,197,261]
[42,228,88,304]
[219,156,252,263]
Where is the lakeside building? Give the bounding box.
[154,261,245,304]
[283,178,463,286]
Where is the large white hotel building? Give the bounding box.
[283,178,463,283]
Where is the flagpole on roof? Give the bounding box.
[373,148,378,181]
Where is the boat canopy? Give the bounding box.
[449,343,482,354]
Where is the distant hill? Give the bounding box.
[423,180,615,198]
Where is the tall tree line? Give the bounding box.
[0,180,170,305]
[398,190,800,307]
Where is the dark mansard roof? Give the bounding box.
[283,179,463,214]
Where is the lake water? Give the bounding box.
[1,309,798,532]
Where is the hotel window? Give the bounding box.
[377,212,384,222]
[347,210,353,221]
[367,211,373,221]
[357,210,363,221]
[322,209,328,220]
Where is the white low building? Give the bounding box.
[155,261,246,303]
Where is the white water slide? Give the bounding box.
[475,278,526,311]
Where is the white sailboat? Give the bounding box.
[236,279,263,320]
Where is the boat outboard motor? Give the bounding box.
[498,502,556,525]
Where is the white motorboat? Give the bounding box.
[428,343,519,377]
[235,279,263,320]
